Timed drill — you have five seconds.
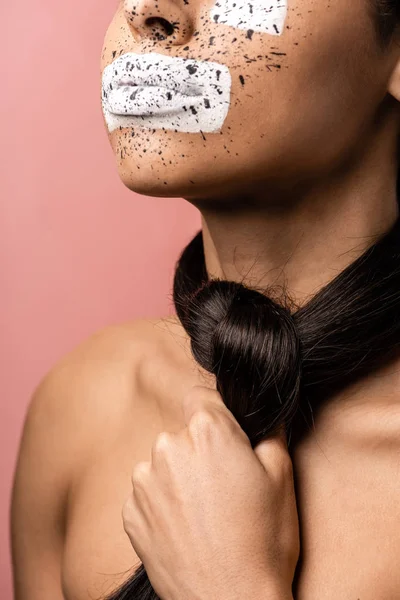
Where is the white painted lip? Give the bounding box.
[101,52,232,133]
[109,56,205,99]
[106,82,203,117]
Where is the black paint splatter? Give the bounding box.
[186,64,198,74]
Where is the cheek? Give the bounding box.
[101,10,131,62]
[210,0,288,35]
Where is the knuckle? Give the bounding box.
[131,460,151,486]
[153,431,174,455]
[188,409,218,435]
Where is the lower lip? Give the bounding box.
[101,52,232,133]
[105,84,203,116]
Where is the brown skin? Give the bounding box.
[11,316,400,600]
[102,0,400,303]
[102,0,399,200]
[122,387,299,600]
[10,3,400,600]
[98,6,400,594]
[102,0,400,596]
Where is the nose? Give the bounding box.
[123,0,194,46]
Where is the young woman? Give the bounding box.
[11,1,400,599]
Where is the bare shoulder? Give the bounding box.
[27,315,185,444]
[25,314,208,467]
[11,316,194,600]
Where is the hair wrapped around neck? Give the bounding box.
[104,202,400,600]
[173,213,400,448]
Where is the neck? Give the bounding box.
[196,121,399,307]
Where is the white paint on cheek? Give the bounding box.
[210,0,288,35]
[102,52,232,134]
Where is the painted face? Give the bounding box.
[102,52,232,134]
[209,0,288,35]
[100,0,392,200]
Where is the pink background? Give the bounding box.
[1,1,200,597]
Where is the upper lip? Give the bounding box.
[106,53,205,98]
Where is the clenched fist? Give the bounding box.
[122,386,299,600]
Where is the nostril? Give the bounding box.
[145,16,176,37]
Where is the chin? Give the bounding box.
[107,126,262,202]
[107,127,220,199]
[113,155,203,199]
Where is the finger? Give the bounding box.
[122,492,142,536]
[182,385,229,425]
[130,461,156,527]
[253,426,291,474]
[121,494,147,560]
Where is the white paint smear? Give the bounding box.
[102,52,232,134]
[210,0,288,35]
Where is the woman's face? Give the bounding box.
[100,0,398,200]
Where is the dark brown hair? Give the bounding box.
[103,2,400,598]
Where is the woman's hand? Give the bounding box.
[122,386,300,600]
